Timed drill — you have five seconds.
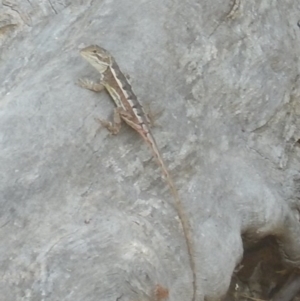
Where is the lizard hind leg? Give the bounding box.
[143,102,164,129]
[118,108,144,133]
[95,107,123,135]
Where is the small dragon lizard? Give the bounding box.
[78,45,196,301]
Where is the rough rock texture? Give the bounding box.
[0,0,300,300]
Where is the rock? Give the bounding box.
[0,1,299,300]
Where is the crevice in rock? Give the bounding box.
[224,236,300,301]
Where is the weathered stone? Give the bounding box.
[0,1,299,300]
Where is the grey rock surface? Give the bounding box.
[0,0,300,300]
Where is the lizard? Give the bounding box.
[78,45,196,301]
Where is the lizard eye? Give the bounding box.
[93,50,97,53]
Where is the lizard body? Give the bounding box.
[78,45,196,301]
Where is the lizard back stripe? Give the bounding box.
[109,62,147,127]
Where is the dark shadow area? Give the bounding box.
[224,236,300,301]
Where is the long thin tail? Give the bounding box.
[144,133,197,301]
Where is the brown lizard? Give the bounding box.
[78,45,196,301]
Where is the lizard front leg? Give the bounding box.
[77,78,104,92]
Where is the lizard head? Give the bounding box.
[80,45,112,73]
